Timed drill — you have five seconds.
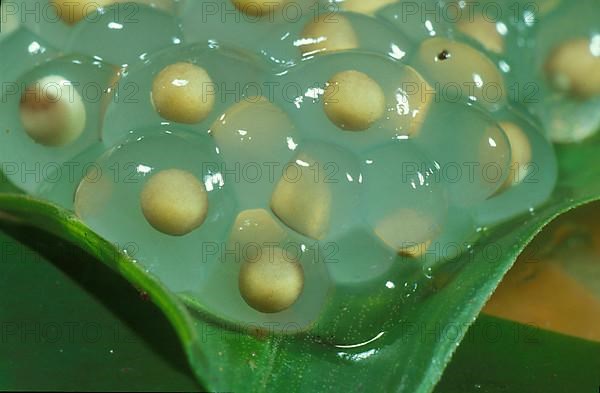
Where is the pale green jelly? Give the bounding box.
[260,8,413,66]
[0,0,565,344]
[270,51,424,152]
[72,128,236,289]
[414,101,511,206]
[192,215,333,334]
[471,107,558,225]
[0,35,116,195]
[445,0,600,143]
[523,0,600,143]
[375,0,452,44]
[3,0,72,49]
[179,0,322,65]
[101,43,267,146]
[67,2,183,68]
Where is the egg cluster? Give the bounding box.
[0,0,594,343]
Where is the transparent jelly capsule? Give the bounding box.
[0,0,21,41]
[51,0,178,25]
[533,96,600,144]
[74,127,236,292]
[471,108,557,225]
[274,51,436,154]
[178,0,318,55]
[456,14,505,55]
[102,43,267,146]
[263,8,411,67]
[380,65,436,139]
[436,0,532,55]
[270,141,362,241]
[0,53,119,194]
[414,101,511,206]
[375,0,452,44]
[434,0,542,95]
[2,0,72,49]
[421,204,477,270]
[66,1,182,68]
[37,143,109,208]
[317,177,448,344]
[519,0,600,143]
[191,208,332,334]
[316,249,421,344]
[361,140,448,256]
[337,0,398,16]
[315,220,424,342]
[210,96,299,209]
[412,36,507,111]
[310,139,448,343]
[0,27,57,87]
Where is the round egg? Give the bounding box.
[0,0,20,37]
[383,65,434,138]
[50,0,113,24]
[340,0,397,15]
[544,38,600,99]
[457,14,504,54]
[300,14,358,55]
[231,0,284,16]
[414,37,506,111]
[324,70,385,131]
[498,121,532,190]
[151,62,215,124]
[19,75,86,147]
[239,247,304,313]
[362,142,447,256]
[270,152,332,240]
[140,169,208,236]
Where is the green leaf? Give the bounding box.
[435,314,600,393]
[0,224,200,391]
[0,133,599,392]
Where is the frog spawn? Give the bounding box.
[50,0,176,25]
[0,48,119,195]
[412,37,507,112]
[444,0,600,143]
[0,0,564,343]
[264,7,412,65]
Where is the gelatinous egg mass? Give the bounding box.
[413,37,506,111]
[66,1,181,67]
[51,0,176,25]
[0,0,565,342]
[416,103,511,206]
[362,142,447,256]
[498,122,532,190]
[19,75,86,146]
[140,169,208,236]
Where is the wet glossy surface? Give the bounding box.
[0,0,589,344]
